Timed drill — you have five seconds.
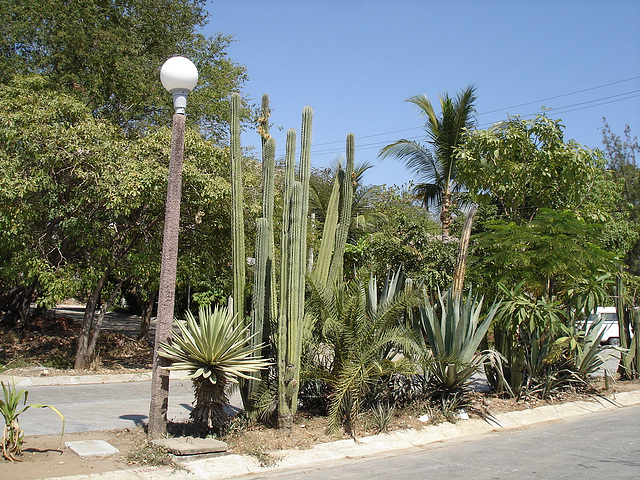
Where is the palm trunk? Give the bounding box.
[440,192,453,237]
[191,377,229,436]
[452,206,477,296]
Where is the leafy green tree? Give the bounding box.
[380,86,477,236]
[601,120,639,218]
[343,185,457,290]
[0,76,248,369]
[0,0,247,135]
[601,121,640,277]
[470,209,616,297]
[457,114,610,225]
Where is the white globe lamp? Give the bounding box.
[160,56,199,115]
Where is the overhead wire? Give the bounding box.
[301,80,640,158]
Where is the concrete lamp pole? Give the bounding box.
[148,56,198,438]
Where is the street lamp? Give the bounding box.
[149,56,198,438]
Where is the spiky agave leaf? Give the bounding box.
[419,288,500,391]
[159,305,271,385]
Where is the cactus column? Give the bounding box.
[230,94,246,323]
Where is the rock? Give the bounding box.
[152,437,228,456]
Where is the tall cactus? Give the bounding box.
[232,95,357,425]
[276,106,314,426]
[248,95,277,405]
[310,134,355,290]
[230,93,246,323]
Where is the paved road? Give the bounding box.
[239,405,640,480]
[18,379,244,436]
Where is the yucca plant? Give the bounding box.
[1,381,65,461]
[159,305,271,435]
[418,288,500,394]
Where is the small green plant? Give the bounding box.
[370,402,395,434]
[419,288,500,393]
[1,381,65,461]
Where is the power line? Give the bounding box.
[478,75,640,115]
[270,76,640,158]
[309,88,640,157]
[309,76,640,148]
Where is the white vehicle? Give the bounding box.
[583,307,621,346]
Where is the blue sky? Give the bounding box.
[202,0,640,187]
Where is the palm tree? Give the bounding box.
[309,160,386,240]
[379,86,477,237]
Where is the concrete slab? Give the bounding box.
[152,437,228,456]
[65,440,119,458]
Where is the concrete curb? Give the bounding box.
[43,390,640,480]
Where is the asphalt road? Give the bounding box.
[239,405,640,480]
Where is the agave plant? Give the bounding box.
[418,288,500,393]
[159,305,271,435]
[557,314,616,378]
[1,381,64,461]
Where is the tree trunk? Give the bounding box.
[138,288,158,342]
[452,206,477,297]
[74,271,110,370]
[85,277,127,362]
[440,192,453,237]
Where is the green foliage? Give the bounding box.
[380,85,477,234]
[457,114,610,224]
[418,289,500,393]
[1,381,65,461]
[470,209,616,297]
[342,184,457,290]
[307,271,420,438]
[159,305,270,434]
[489,283,569,397]
[0,0,247,134]
[556,315,611,378]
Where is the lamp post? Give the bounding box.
[149,56,198,438]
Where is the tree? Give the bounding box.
[470,209,616,297]
[601,120,639,219]
[342,184,457,291]
[457,114,611,225]
[0,0,247,135]
[379,86,477,236]
[0,76,247,368]
[601,121,640,276]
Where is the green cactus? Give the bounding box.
[230,93,246,323]
[310,133,355,290]
[248,96,277,405]
[231,96,359,425]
